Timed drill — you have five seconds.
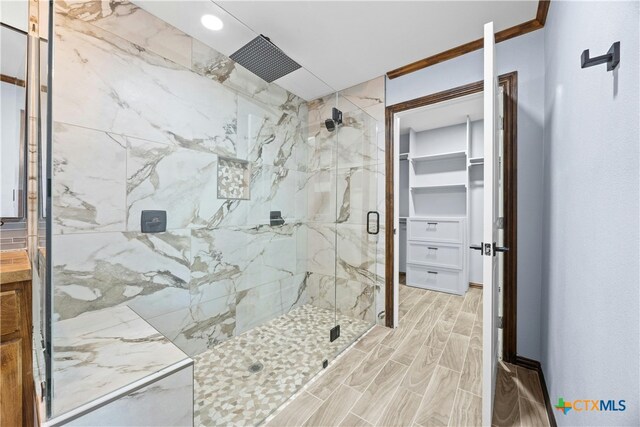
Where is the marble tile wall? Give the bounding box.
[51,1,309,357]
[305,77,386,324]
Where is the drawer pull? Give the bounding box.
[427,271,438,275]
[427,247,438,250]
[427,222,438,225]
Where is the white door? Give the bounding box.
[393,116,401,328]
[482,21,503,427]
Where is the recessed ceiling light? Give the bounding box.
[201,14,223,31]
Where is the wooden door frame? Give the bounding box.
[384,71,518,363]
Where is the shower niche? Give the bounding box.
[218,157,251,200]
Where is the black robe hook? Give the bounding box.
[581,41,620,71]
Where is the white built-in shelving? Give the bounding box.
[410,184,466,191]
[403,112,485,295]
[410,150,466,163]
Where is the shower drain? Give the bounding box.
[248,362,264,373]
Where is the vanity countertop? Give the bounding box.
[0,250,31,284]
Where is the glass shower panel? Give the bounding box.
[305,93,339,365]
[330,95,379,358]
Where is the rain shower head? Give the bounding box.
[229,35,301,83]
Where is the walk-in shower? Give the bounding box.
[38,1,384,425]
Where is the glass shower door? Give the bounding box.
[330,94,380,358]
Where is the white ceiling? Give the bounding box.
[135,0,334,99]
[398,92,484,134]
[136,1,538,100]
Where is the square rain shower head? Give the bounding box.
[230,35,301,83]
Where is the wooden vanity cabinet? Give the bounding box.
[1,251,34,426]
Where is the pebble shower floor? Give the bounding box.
[193,304,371,426]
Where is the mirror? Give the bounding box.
[1,24,28,219]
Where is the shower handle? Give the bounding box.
[367,211,380,235]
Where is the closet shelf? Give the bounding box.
[469,157,484,165]
[410,151,466,163]
[400,152,410,160]
[410,184,466,191]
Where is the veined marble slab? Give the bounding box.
[56,0,193,69]
[246,164,308,226]
[238,94,308,172]
[281,273,309,313]
[336,222,379,282]
[307,103,378,172]
[52,305,190,417]
[336,110,379,169]
[53,304,140,338]
[144,293,236,357]
[52,123,127,234]
[236,279,283,335]
[306,168,336,223]
[54,12,238,156]
[190,224,305,298]
[64,364,193,427]
[236,273,309,335]
[306,272,375,322]
[126,136,222,230]
[306,223,337,276]
[339,76,385,122]
[306,222,379,283]
[336,165,381,226]
[53,230,191,320]
[191,38,306,116]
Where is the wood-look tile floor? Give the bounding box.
[267,282,482,426]
[492,362,551,427]
[267,279,551,427]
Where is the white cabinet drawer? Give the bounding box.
[406,264,462,294]
[408,218,463,243]
[407,242,462,269]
